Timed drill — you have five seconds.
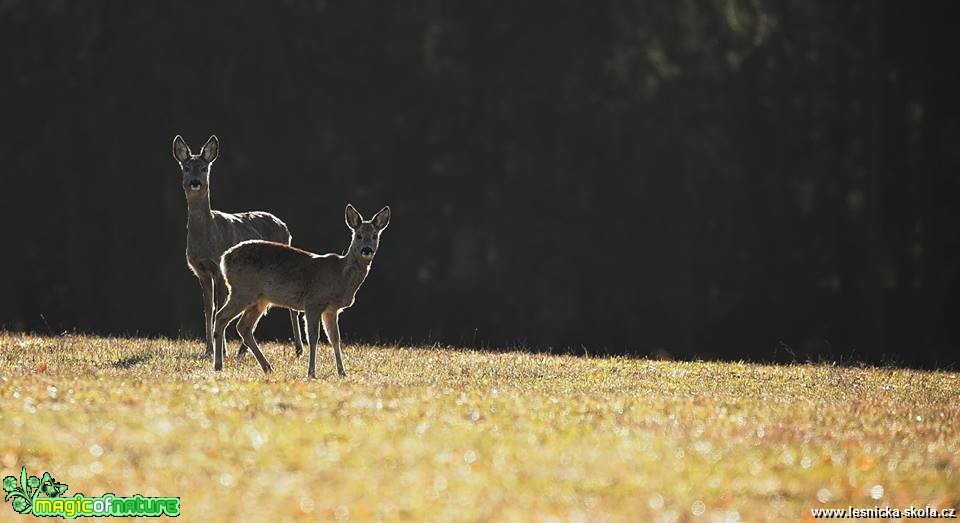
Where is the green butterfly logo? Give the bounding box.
[3,467,68,514]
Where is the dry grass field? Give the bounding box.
[1,332,958,521]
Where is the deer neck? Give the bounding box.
[341,252,372,290]
[185,194,215,262]
[186,194,213,231]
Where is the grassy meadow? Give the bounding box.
[0,332,958,521]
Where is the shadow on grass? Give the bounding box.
[383,339,958,373]
[110,353,153,369]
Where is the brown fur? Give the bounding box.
[173,134,304,357]
[212,204,390,377]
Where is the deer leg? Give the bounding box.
[236,304,272,374]
[235,309,255,360]
[284,236,305,357]
[236,315,251,358]
[212,294,252,371]
[290,310,304,357]
[214,271,248,358]
[322,308,346,377]
[304,307,323,379]
[198,274,215,357]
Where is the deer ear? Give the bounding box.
[345,204,363,229]
[201,135,219,162]
[172,135,191,163]
[372,206,391,231]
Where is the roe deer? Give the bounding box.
[172,134,304,358]
[212,204,391,378]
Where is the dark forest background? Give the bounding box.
[2,1,959,367]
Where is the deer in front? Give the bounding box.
[212,204,390,378]
[173,134,304,358]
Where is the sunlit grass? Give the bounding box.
[1,332,957,521]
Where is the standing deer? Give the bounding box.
[173,134,304,358]
[212,204,390,378]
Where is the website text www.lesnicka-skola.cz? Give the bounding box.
[811,506,957,519]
